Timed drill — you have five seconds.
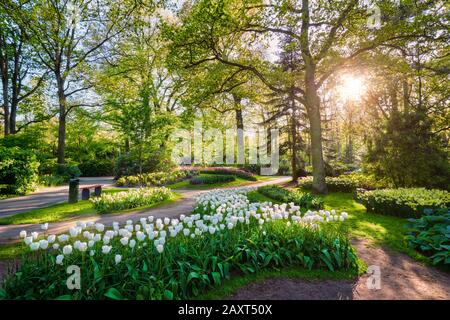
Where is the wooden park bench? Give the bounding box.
[81,184,103,200]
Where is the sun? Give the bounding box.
[338,74,366,101]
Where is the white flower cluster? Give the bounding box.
[19,187,348,266]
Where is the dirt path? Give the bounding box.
[229,238,450,300]
[0,177,291,244]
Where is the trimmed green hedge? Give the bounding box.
[299,176,356,193]
[258,185,324,210]
[189,174,236,185]
[299,174,389,193]
[356,188,450,218]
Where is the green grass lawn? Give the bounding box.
[321,192,430,264]
[0,189,182,226]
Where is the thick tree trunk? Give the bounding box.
[305,69,327,193]
[300,0,327,193]
[233,94,245,164]
[1,77,8,136]
[56,76,66,164]
[290,113,299,181]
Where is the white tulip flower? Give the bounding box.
[39,239,49,250]
[129,239,136,249]
[52,243,60,250]
[56,254,64,265]
[24,236,33,245]
[115,254,122,264]
[47,235,56,243]
[29,242,40,251]
[156,244,164,253]
[19,230,27,238]
[102,245,112,254]
[63,245,73,255]
[120,237,129,246]
[41,223,49,231]
[31,232,39,240]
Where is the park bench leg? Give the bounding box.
[81,188,90,200]
[94,186,102,197]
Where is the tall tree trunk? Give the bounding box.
[290,113,299,181]
[233,93,244,164]
[1,75,8,136]
[301,0,327,193]
[10,41,20,134]
[1,61,9,136]
[56,75,66,164]
[0,33,9,136]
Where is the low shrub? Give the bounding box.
[79,159,115,177]
[53,164,81,181]
[116,170,193,187]
[258,185,324,210]
[38,175,66,187]
[406,208,450,266]
[299,173,390,193]
[90,187,172,213]
[0,146,39,195]
[325,161,350,177]
[299,176,356,193]
[1,188,356,300]
[199,167,257,181]
[356,188,450,218]
[189,174,236,185]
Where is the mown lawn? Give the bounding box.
[321,192,430,264]
[0,189,182,226]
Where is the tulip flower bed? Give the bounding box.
[1,188,356,300]
[189,174,236,185]
[116,170,194,187]
[90,187,173,214]
[199,168,257,181]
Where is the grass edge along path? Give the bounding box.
[196,259,367,300]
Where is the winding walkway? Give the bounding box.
[0,177,116,218]
[0,176,291,244]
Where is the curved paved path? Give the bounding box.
[0,177,116,218]
[0,177,291,244]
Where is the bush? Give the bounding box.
[356,188,450,218]
[343,172,390,190]
[90,187,172,213]
[258,185,324,210]
[79,159,115,177]
[53,164,81,181]
[116,170,193,187]
[38,175,66,187]
[299,176,356,193]
[199,167,257,181]
[189,174,236,185]
[325,161,350,177]
[0,146,39,195]
[1,189,356,300]
[406,208,450,266]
